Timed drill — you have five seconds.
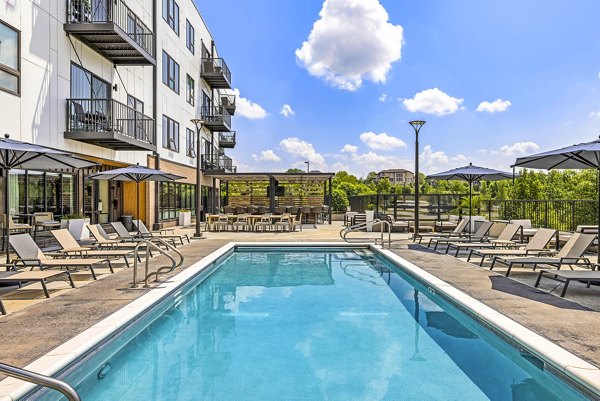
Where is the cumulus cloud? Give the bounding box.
[379,94,388,102]
[499,141,540,156]
[279,137,327,170]
[233,88,268,119]
[403,88,463,116]
[341,144,358,153]
[252,150,281,162]
[451,154,468,163]
[419,145,449,171]
[280,104,295,117]
[295,0,404,91]
[590,111,600,118]
[476,99,512,113]
[359,132,406,151]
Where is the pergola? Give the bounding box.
[205,172,335,223]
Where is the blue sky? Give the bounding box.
[196,0,600,176]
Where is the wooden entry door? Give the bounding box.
[110,181,122,222]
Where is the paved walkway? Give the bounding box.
[1,222,599,374]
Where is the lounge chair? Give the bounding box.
[535,269,600,297]
[0,261,75,299]
[467,228,557,266]
[87,224,141,249]
[416,218,470,245]
[9,233,113,280]
[429,221,493,251]
[51,229,135,268]
[134,220,190,245]
[445,223,522,257]
[490,233,596,277]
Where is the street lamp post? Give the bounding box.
[305,161,310,173]
[191,118,205,238]
[409,120,425,239]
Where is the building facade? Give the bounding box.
[0,0,235,228]
[376,169,415,186]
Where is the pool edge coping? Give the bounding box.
[1,241,599,400]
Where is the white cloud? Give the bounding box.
[420,145,449,172]
[451,154,468,163]
[359,132,406,151]
[279,137,327,170]
[403,88,463,116]
[499,141,540,156]
[252,149,281,162]
[295,0,404,91]
[341,144,358,153]
[331,162,350,171]
[280,104,295,117]
[476,99,512,113]
[233,88,268,119]
[590,111,600,117]
[598,72,600,78]
[379,94,388,102]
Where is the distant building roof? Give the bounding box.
[378,169,414,174]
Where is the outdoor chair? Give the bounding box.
[87,224,150,252]
[257,206,267,214]
[223,206,235,214]
[274,214,295,232]
[534,268,600,297]
[429,221,494,251]
[300,206,313,224]
[134,220,190,246]
[9,233,113,280]
[51,229,135,268]
[111,222,143,242]
[490,232,596,277]
[232,215,251,231]
[254,214,273,232]
[467,228,558,266]
[416,218,470,244]
[248,205,258,214]
[445,223,522,257]
[274,206,287,214]
[213,215,230,232]
[0,262,75,299]
[381,215,409,232]
[236,206,247,214]
[32,212,61,240]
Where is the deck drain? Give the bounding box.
[98,362,112,380]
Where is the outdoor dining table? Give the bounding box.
[206,214,297,231]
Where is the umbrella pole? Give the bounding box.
[597,168,600,266]
[4,166,10,264]
[469,179,473,235]
[136,181,140,237]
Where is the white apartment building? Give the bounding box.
[0,0,235,229]
[376,169,415,186]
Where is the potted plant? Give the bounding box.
[179,209,192,227]
[365,204,375,232]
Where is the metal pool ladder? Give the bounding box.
[132,238,184,288]
[0,362,81,401]
[340,219,391,248]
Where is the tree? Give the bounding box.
[331,188,349,212]
[376,177,392,194]
[363,171,378,184]
[286,168,304,173]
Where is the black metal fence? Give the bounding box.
[348,194,597,231]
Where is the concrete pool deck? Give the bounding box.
[0,222,599,377]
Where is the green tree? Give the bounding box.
[331,188,349,212]
[286,168,304,173]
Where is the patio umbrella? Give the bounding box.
[427,163,512,225]
[513,137,600,263]
[0,134,97,263]
[88,164,184,235]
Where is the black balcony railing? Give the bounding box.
[66,98,156,150]
[66,0,155,63]
[201,154,236,173]
[201,58,232,88]
[219,93,236,115]
[200,106,231,132]
[219,132,236,148]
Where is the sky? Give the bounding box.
[195,0,600,177]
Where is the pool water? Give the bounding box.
[41,248,586,400]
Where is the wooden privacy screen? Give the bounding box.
[225,180,327,207]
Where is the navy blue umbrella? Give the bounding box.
[0,134,97,262]
[513,137,600,262]
[88,164,184,235]
[427,163,512,222]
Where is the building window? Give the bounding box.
[186,128,196,158]
[186,74,194,106]
[162,115,179,152]
[8,170,75,216]
[162,0,179,35]
[162,51,179,94]
[159,182,195,220]
[186,19,194,54]
[0,20,20,95]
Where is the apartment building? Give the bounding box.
[376,169,415,186]
[0,0,235,228]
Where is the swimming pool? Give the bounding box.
[10,244,598,400]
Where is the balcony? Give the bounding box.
[201,106,231,132]
[219,93,236,115]
[219,132,236,149]
[65,0,155,65]
[65,98,156,151]
[201,58,231,89]
[201,154,236,173]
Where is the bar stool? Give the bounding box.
[236,206,247,215]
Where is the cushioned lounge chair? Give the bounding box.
[445,223,522,257]
[429,221,494,251]
[490,232,596,277]
[415,217,470,244]
[51,229,135,268]
[466,228,557,266]
[9,233,113,280]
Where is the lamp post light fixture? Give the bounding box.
[191,118,205,238]
[305,161,310,173]
[409,120,425,239]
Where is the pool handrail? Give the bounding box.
[340,218,391,248]
[132,238,184,288]
[0,362,81,401]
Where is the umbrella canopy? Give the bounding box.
[0,135,97,262]
[427,163,512,223]
[513,137,600,263]
[88,164,184,234]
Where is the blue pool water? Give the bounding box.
[38,248,586,400]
